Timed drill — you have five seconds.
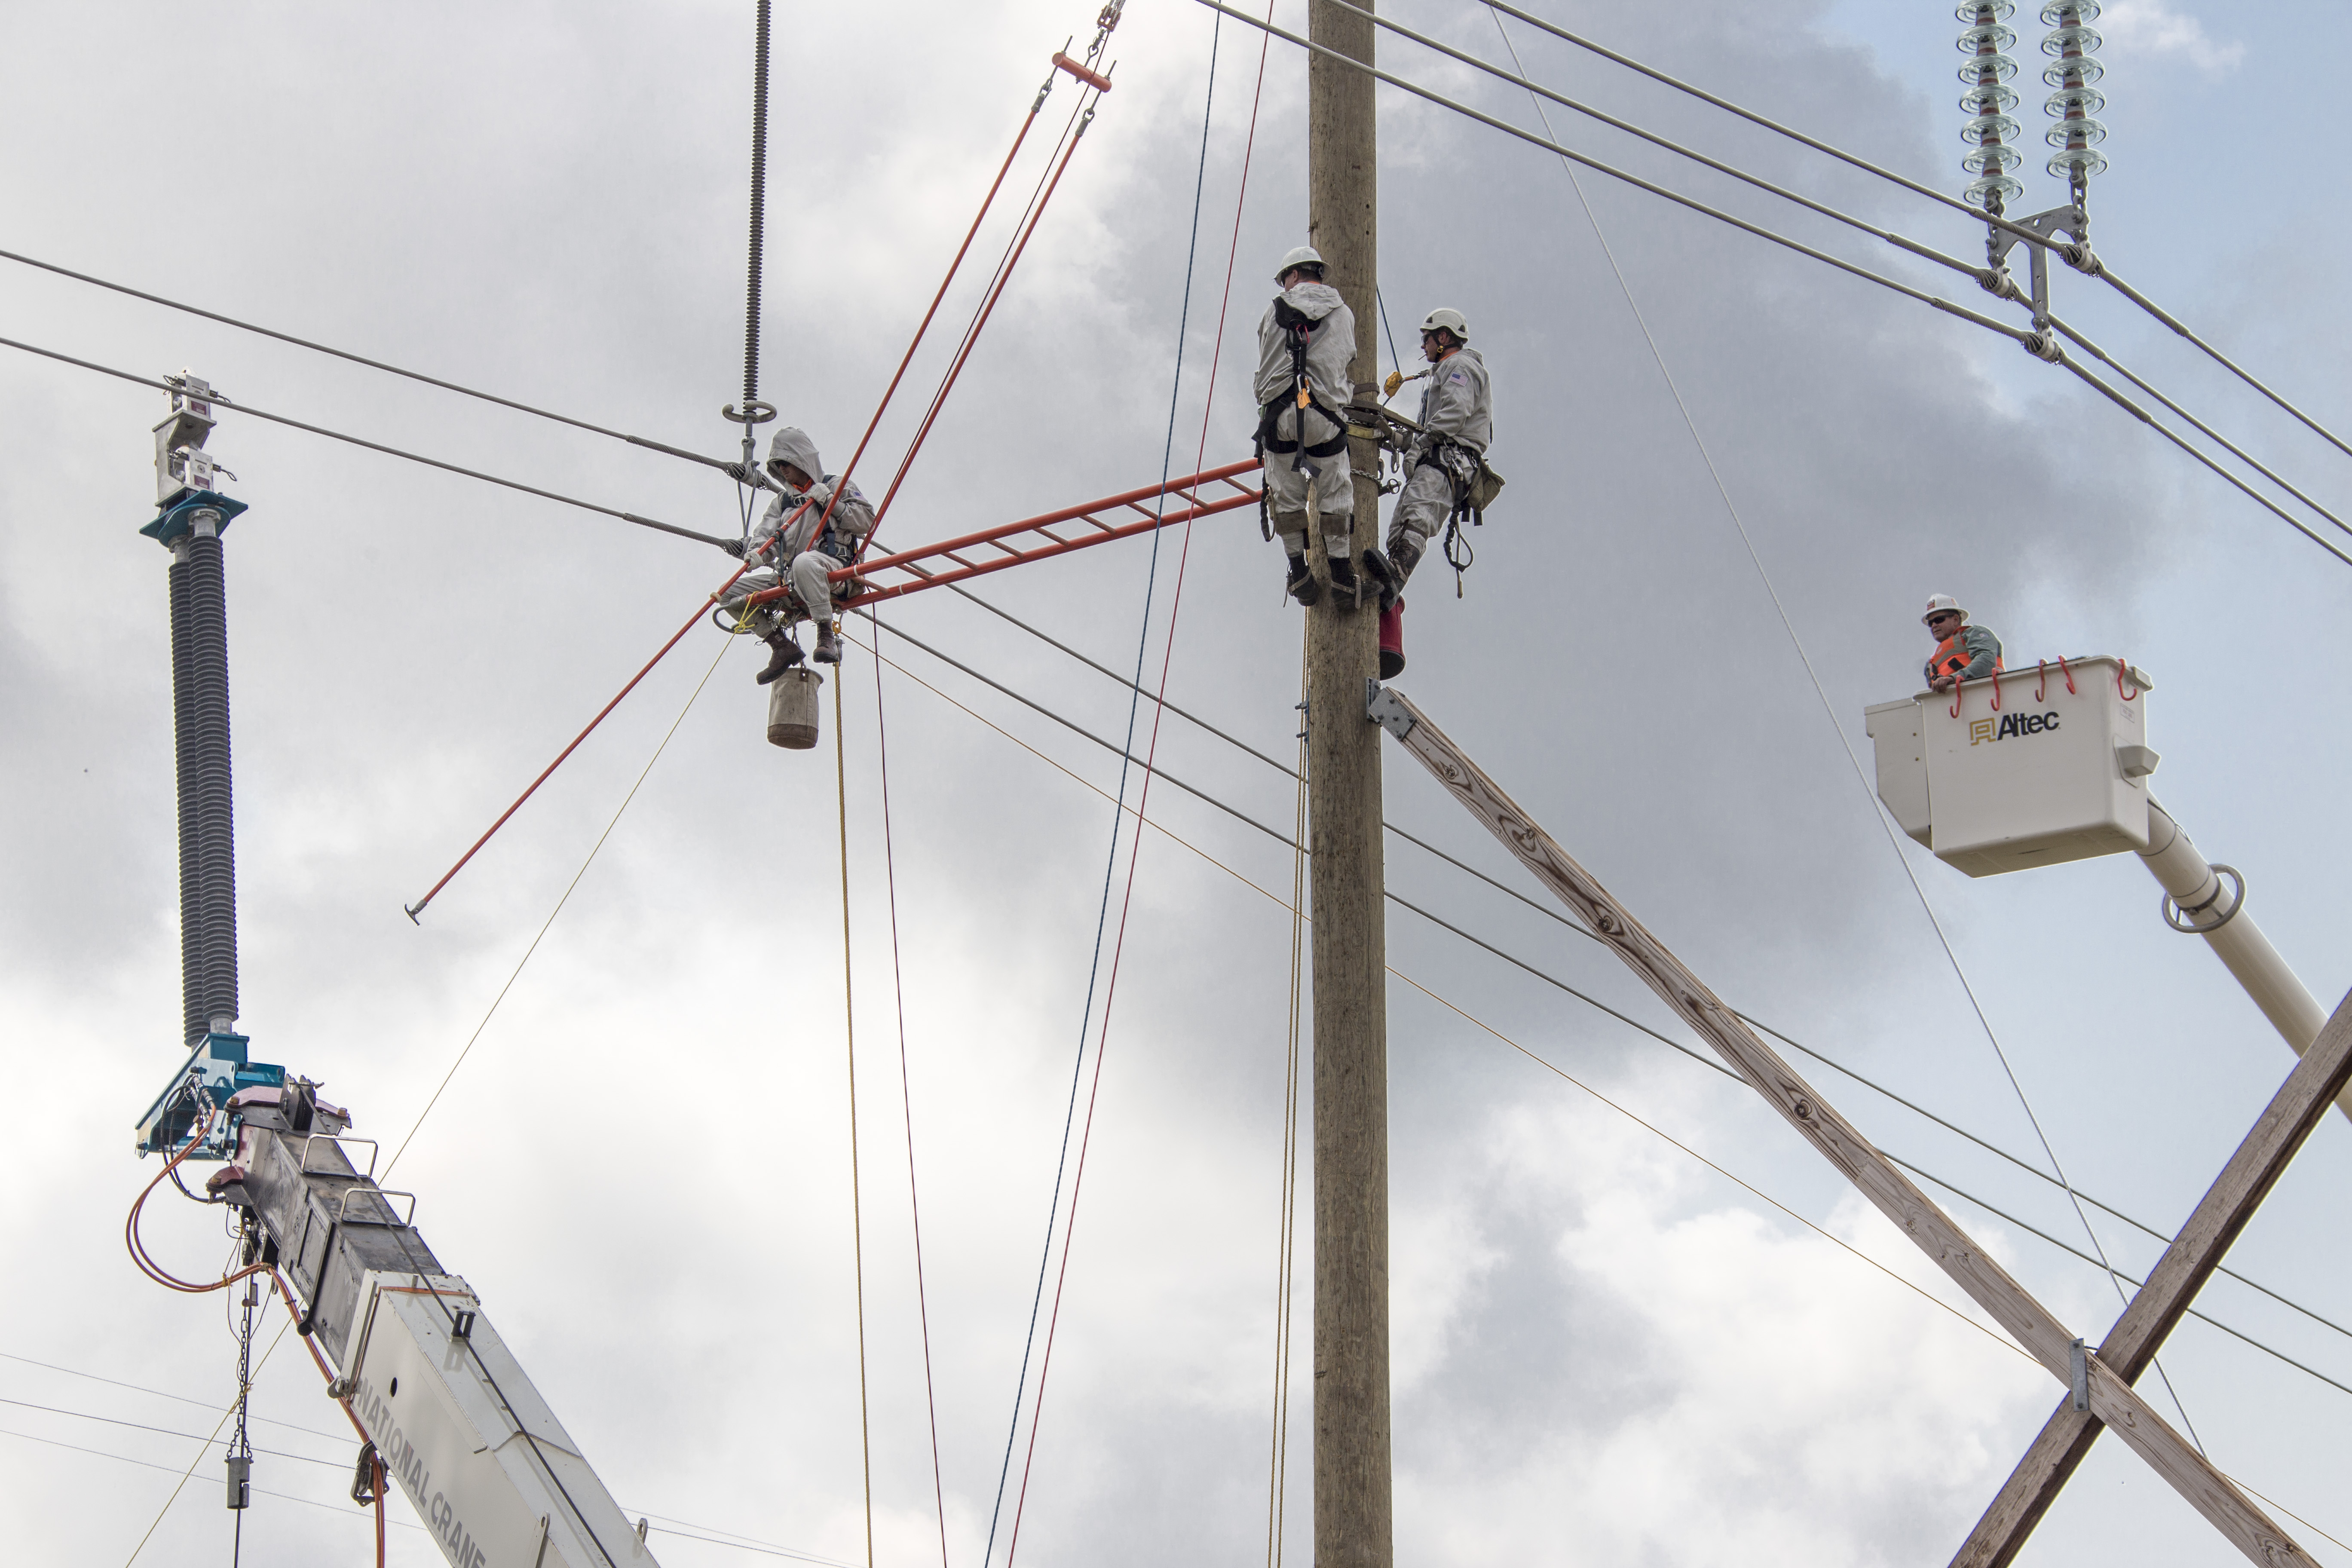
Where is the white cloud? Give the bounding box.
[2096,0,2246,74]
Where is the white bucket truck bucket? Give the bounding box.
[767,667,824,750]
[1863,655,2157,877]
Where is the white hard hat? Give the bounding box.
[1922,593,1967,625]
[1275,245,1325,282]
[1420,306,1470,340]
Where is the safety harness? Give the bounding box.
[1256,295,1351,539]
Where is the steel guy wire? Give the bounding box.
[858,610,2352,1379]
[0,248,753,480]
[1478,4,2205,1453]
[0,1425,422,1531]
[0,333,737,548]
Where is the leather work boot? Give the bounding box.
[756,631,805,685]
[813,621,843,665]
[1285,554,1320,607]
[1326,553,1361,611]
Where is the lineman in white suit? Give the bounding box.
[717,426,876,681]
[1255,246,1363,609]
[1381,307,1492,588]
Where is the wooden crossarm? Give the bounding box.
[1366,685,2315,1568]
[1949,989,2352,1568]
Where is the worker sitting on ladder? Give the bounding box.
[720,427,875,681]
[1923,593,2003,692]
[1256,245,1362,609]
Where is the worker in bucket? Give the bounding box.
[1255,245,1362,609]
[1922,594,2003,692]
[1365,307,1492,679]
[718,427,875,682]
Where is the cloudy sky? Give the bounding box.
[3,0,2346,1564]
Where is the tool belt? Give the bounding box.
[1413,438,1505,525]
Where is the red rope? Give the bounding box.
[402,564,750,920]
[409,68,1071,918]
[808,103,1047,547]
[1003,7,1274,1556]
[863,106,1103,554]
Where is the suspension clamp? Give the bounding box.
[1976,268,2024,303]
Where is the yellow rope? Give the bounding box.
[835,669,875,1568]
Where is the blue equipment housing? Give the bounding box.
[135,1032,285,1161]
[141,489,248,545]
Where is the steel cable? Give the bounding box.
[0,333,735,547]
[0,247,750,477]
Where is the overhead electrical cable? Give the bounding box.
[1187,0,2352,572]
[864,656,949,1568]
[2045,311,2352,542]
[0,248,753,480]
[980,14,1207,1562]
[1455,1,2352,467]
[1005,6,1259,1553]
[1318,0,1989,285]
[1184,0,2035,346]
[0,1351,352,1444]
[833,674,878,1568]
[849,617,2352,1383]
[916,591,2352,1358]
[2093,264,2352,466]
[0,1423,417,1531]
[0,333,735,548]
[1476,7,2203,1452]
[2048,346,2352,567]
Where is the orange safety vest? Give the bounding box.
[1929,632,2004,683]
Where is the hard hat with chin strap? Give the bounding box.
[1922,593,1967,625]
[1419,306,1469,341]
[1274,245,1326,282]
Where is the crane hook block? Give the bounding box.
[1052,52,1113,92]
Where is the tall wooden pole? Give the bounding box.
[1306,2,1392,1564]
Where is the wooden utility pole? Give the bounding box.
[1306,1,1392,1565]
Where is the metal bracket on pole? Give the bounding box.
[2068,1338,2089,1412]
[1366,681,1415,740]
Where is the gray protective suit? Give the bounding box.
[1254,282,1358,558]
[717,426,877,638]
[1387,345,1492,576]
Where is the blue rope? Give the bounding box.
[977,18,1223,1566]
